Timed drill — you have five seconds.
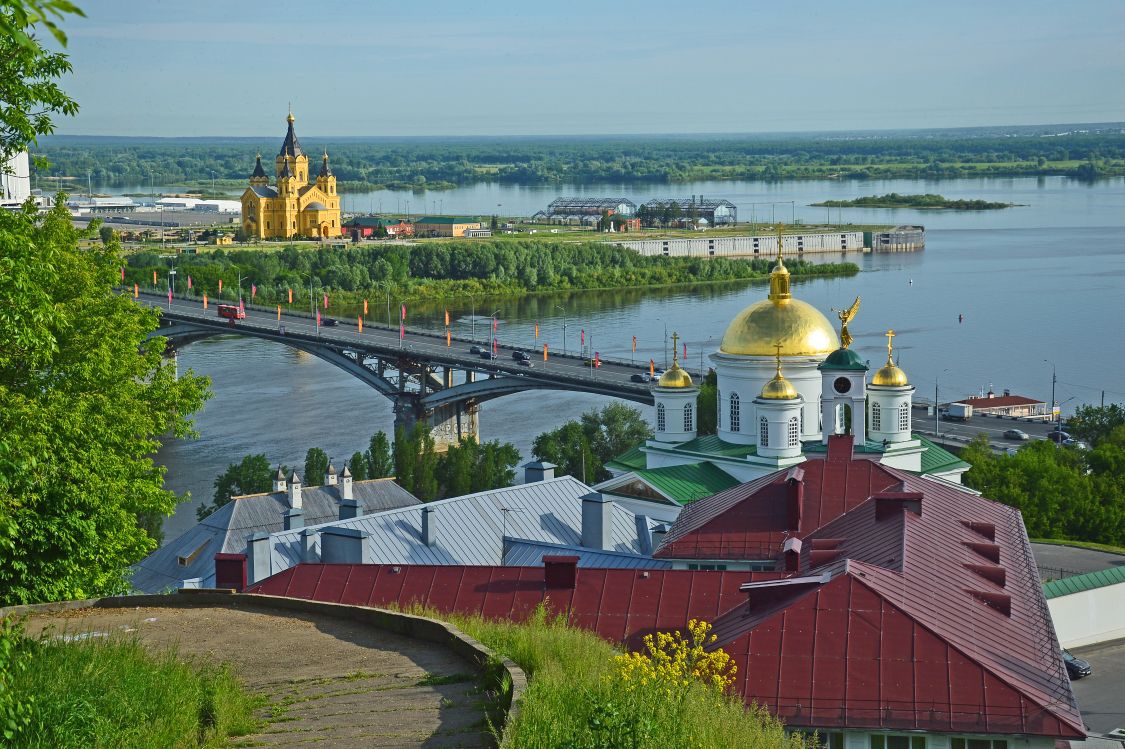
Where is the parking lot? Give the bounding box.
[1071,638,1125,735]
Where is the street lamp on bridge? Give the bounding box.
[553,305,567,356]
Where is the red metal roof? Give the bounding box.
[957,395,1045,409]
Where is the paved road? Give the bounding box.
[1032,543,1125,580]
[137,290,655,402]
[1071,638,1125,735]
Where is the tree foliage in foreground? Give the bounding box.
[0,202,210,604]
[961,417,1125,545]
[533,404,653,484]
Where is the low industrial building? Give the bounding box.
[640,197,737,225]
[414,216,483,237]
[867,225,926,251]
[342,216,414,239]
[545,197,636,222]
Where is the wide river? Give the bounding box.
[151,176,1125,541]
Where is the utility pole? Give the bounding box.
[934,381,939,439]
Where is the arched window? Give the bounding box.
[788,416,799,447]
[729,393,740,432]
[871,401,881,431]
[656,403,666,432]
[684,402,694,432]
[759,416,769,446]
[716,391,722,430]
[899,403,910,432]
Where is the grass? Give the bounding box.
[1030,538,1125,556]
[403,603,802,749]
[6,627,263,749]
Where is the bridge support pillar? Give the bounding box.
[393,395,479,452]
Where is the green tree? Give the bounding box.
[1069,403,1125,446]
[533,421,600,484]
[437,438,476,498]
[0,0,82,161]
[0,204,210,604]
[233,226,249,244]
[348,451,368,482]
[413,423,439,501]
[198,453,276,520]
[697,369,718,436]
[98,224,114,244]
[580,403,653,467]
[367,430,393,478]
[393,426,415,493]
[304,447,328,486]
[436,437,520,498]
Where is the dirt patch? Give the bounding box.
[24,604,491,748]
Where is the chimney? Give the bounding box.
[300,528,318,563]
[581,492,614,551]
[246,532,271,584]
[523,460,557,483]
[272,467,287,492]
[783,536,802,572]
[543,555,578,589]
[288,471,302,510]
[786,466,805,531]
[326,463,337,486]
[340,464,353,500]
[320,527,371,564]
[650,523,669,551]
[214,552,247,590]
[1003,388,1011,397]
[283,507,303,531]
[422,507,437,547]
[339,498,361,521]
[874,491,923,521]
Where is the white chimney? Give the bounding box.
[288,471,302,510]
[272,467,286,492]
[326,463,338,486]
[581,492,614,551]
[340,464,353,500]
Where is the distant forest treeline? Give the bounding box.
[36,131,1125,192]
[123,240,859,306]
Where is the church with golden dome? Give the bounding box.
[240,110,341,240]
[598,231,970,508]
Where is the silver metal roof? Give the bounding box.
[267,476,654,573]
[502,537,672,569]
[131,479,419,592]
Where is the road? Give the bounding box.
[136,290,656,402]
[1071,638,1125,735]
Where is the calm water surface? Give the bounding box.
[156,177,1125,540]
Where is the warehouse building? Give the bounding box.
[544,197,636,223]
[413,216,483,237]
[641,196,737,225]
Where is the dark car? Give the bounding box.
[1062,649,1092,679]
[470,345,482,354]
[630,373,646,383]
[1047,430,1071,444]
[480,351,496,360]
[518,359,532,367]
[321,317,338,327]
[512,351,531,362]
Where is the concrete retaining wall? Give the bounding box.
[1,590,527,741]
[612,231,864,258]
[1048,581,1125,648]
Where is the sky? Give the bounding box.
[53,0,1125,137]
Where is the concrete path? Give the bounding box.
[25,605,492,748]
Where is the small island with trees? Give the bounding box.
[811,193,1021,210]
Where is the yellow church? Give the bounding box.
[240,111,341,240]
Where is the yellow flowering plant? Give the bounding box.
[613,619,737,701]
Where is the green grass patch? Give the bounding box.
[405,604,803,749]
[5,623,263,749]
[1030,538,1125,556]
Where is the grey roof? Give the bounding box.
[275,467,285,481]
[267,476,652,572]
[280,116,303,157]
[318,152,332,177]
[131,478,419,593]
[641,198,736,210]
[279,159,293,179]
[503,537,672,569]
[304,201,327,211]
[250,185,278,198]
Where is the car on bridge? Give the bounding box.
[470,345,482,354]
[512,351,531,362]
[1004,429,1030,441]
[1047,430,1071,444]
[480,351,496,360]
[322,317,338,327]
[518,359,532,367]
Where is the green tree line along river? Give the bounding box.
[122,240,859,309]
[36,130,1125,194]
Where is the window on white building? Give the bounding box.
[792,731,843,749]
[684,403,694,432]
[730,393,740,432]
[899,403,910,432]
[759,416,769,446]
[716,390,721,429]
[871,401,881,431]
[787,416,799,447]
[656,403,666,432]
[870,735,926,749]
[951,739,1007,749]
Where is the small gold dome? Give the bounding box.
[760,373,799,400]
[657,363,694,388]
[872,362,909,387]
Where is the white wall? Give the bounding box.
[1048,580,1125,648]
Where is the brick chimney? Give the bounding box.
[288,471,302,510]
[326,463,337,486]
[340,464,353,500]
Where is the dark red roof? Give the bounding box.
[957,395,1044,409]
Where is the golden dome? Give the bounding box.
[759,349,800,400]
[657,363,694,388]
[871,329,909,386]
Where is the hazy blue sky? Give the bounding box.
[55,0,1125,137]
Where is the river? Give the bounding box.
[149,176,1125,541]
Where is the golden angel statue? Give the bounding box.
[832,296,861,349]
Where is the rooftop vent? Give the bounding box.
[967,589,1011,616]
[783,537,802,572]
[965,563,1006,587]
[786,466,805,531]
[874,491,923,521]
[963,541,1001,564]
[962,520,996,541]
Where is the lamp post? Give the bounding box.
[167,268,176,309]
[159,204,165,253]
[468,293,480,343]
[654,318,668,368]
[210,170,216,194]
[489,309,500,356]
[934,368,950,440]
[554,304,567,356]
[1044,359,1057,428]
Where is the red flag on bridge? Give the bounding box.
[650,359,655,377]
[595,351,600,368]
[317,309,321,326]
[534,322,539,339]
[358,316,363,333]
[543,343,548,361]
[218,279,223,294]
[323,293,329,310]
[400,322,405,340]
[203,293,208,309]
[277,305,281,322]
[683,341,687,360]
[187,275,192,290]
[167,289,172,303]
[401,303,406,322]
[444,309,450,327]
[288,288,293,304]
[632,335,637,352]
[133,283,138,299]
[493,316,498,333]
[581,329,585,345]
[152,270,157,285]
[120,267,124,282]
[364,299,368,315]
[239,299,245,315]
[251,283,257,299]
[446,329,451,347]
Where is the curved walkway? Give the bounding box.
[23,602,494,748]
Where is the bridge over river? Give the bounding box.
[137,291,673,447]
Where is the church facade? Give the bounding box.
[600,234,970,507]
[240,111,341,240]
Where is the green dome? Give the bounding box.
[819,347,868,371]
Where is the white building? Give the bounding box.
[1,151,31,203]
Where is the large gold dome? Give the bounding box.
[720,297,839,356]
